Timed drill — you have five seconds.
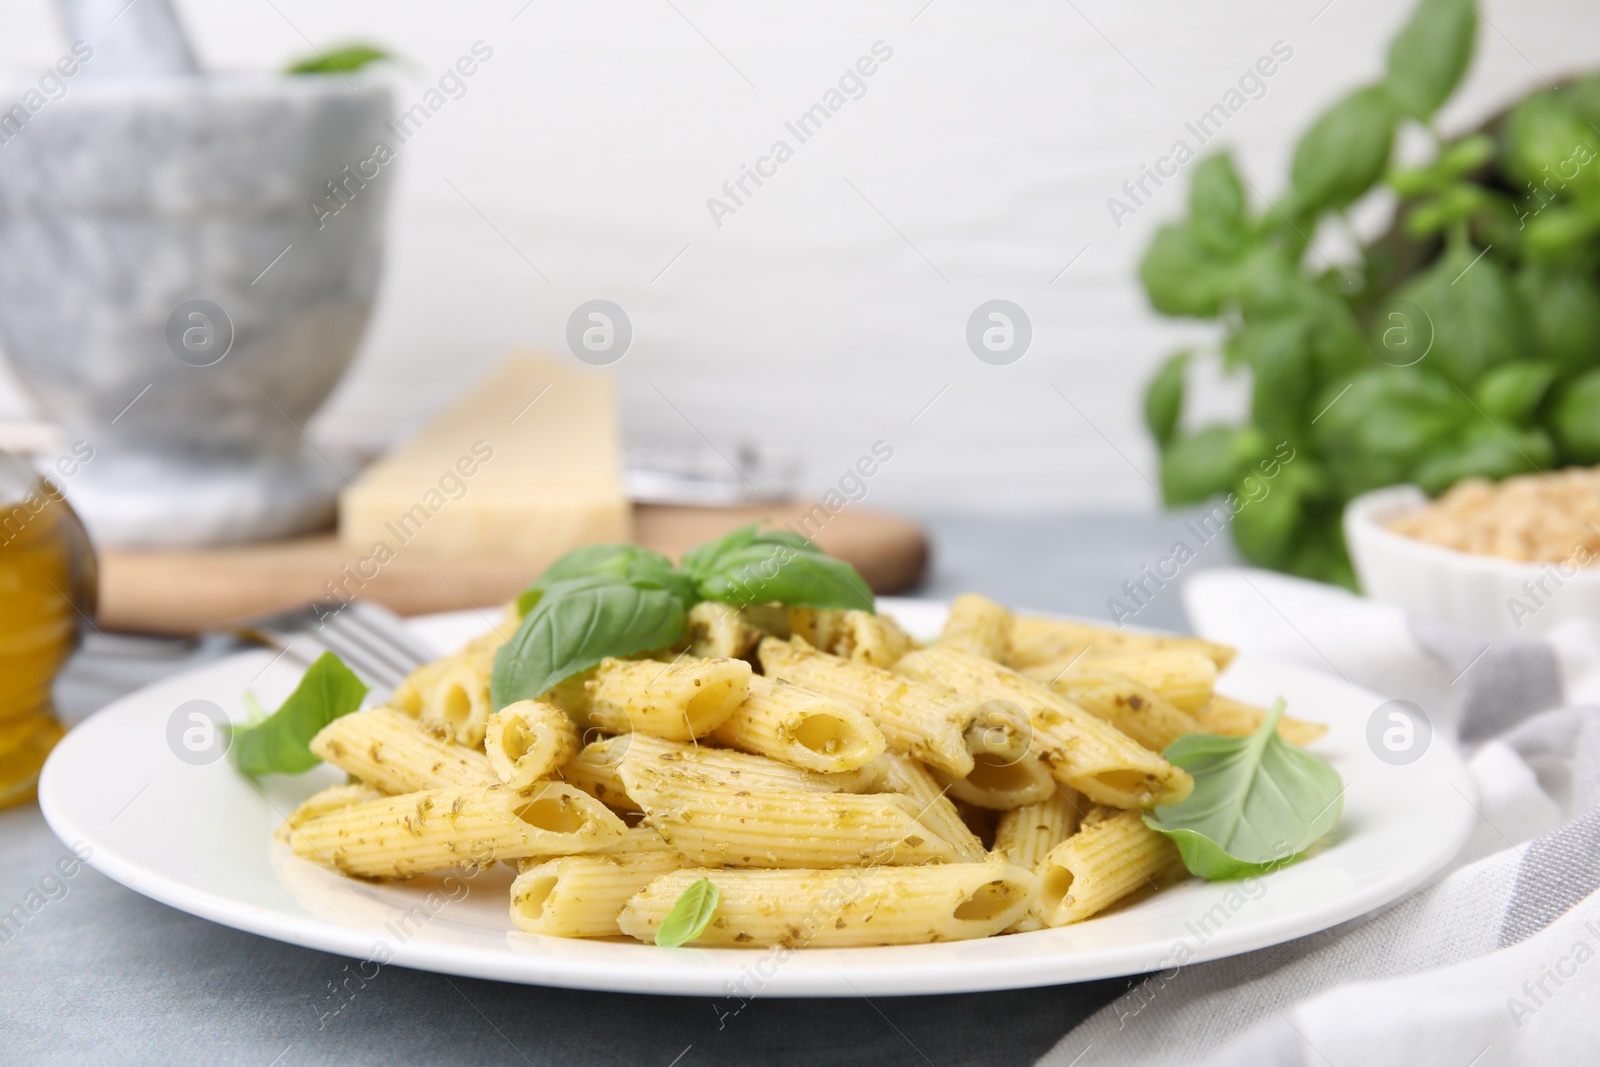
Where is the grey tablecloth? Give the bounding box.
[0,514,1230,1067]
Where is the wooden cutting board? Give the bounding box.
[95,504,928,635]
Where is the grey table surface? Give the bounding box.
[0,513,1236,1067]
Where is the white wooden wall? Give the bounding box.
[1,0,1595,512]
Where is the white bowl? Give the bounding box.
[1344,484,1600,636]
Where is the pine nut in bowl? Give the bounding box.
[1344,477,1600,636]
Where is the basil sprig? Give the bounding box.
[491,526,875,711]
[490,575,688,712]
[514,545,696,616]
[682,526,874,612]
[231,652,369,776]
[1143,698,1343,880]
[655,878,720,947]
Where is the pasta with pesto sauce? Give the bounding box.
[272,581,1327,949]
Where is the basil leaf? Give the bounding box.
[1384,0,1476,121]
[287,44,391,75]
[1472,362,1555,424]
[1312,370,1465,496]
[655,877,720,947]
[1288,86,1395,214]
[1519,267,1600,380]
[515,544,694,615]
[693,542,874,613]
[681,524,816,581]
[1159,425,1269,507]
[1189,153,1249,255]
[1375,237,1529,388]
[1413,421,1553,495]
[1144,351,1189,448]
[1144,699,1343,880]
[491,576,686,711]
[1138,224,1237,319]
[231,652,369,776]
[1551,369,1600,464]
[1235,318,1315,445]
[1504,93,1600,201]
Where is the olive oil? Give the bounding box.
[0,453,95,808]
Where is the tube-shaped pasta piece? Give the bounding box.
[1035,809,1186,925]
[687,601,763,661]
[420,659,492,748]
[1193,694,1329,746]
[558,738,639,813]
[1007,616,1235,672]
[310,707,497,794]
[893,646,1192,810]
[830,610,918,668]
[389,659,449,717]
[564,733,875,812]
[484,700,581,790]
[993,789,1083,869]
[621,761,961,868]
[284,781,626,879]
[274,783,388,843]
[712,676,886,773]
[787,608,919,668]
[759,637,977,778]
[1073,650,1218,714]
[618,862,1039,948]
[872,753,987,862]
[932,754,1057,811]
[510,828,683,937]
[939,593,1012,662]
[1029,670,1202,753]
[993,788,1082,933]
[586,656,751,740]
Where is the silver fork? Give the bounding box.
[233,601,436,696]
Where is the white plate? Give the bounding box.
[39,598,1477,997]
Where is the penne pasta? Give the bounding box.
[686,601,763,661]
[266,572,1333,953]
[938,593,1012,662]
[1194,693,1329,746]
[586,656,752,741]
[932,754,1057,811]
[1035,809,1187,925]
[510,827,684,937]
[622,759,961,868]
[562,733,876,813]
[893,646,1193,810]
[285,781,626,879]
[274,782,388,843]
[1072,649,1220,714]
[618,862,1039,948]
[828,610,919,669]
[389,659,449,718]
[310,707,497,794]
[483,700,581,790]
[712,675,886,773]
[1029,670,1202,753]
[993,789,1083,870]
[871,753,988,862]
[759,637,977,778]
[419,658,493,749]
[1007,616,1235,672]
[993,788,1083,933]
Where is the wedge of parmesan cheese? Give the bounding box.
[339,353,630,557]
